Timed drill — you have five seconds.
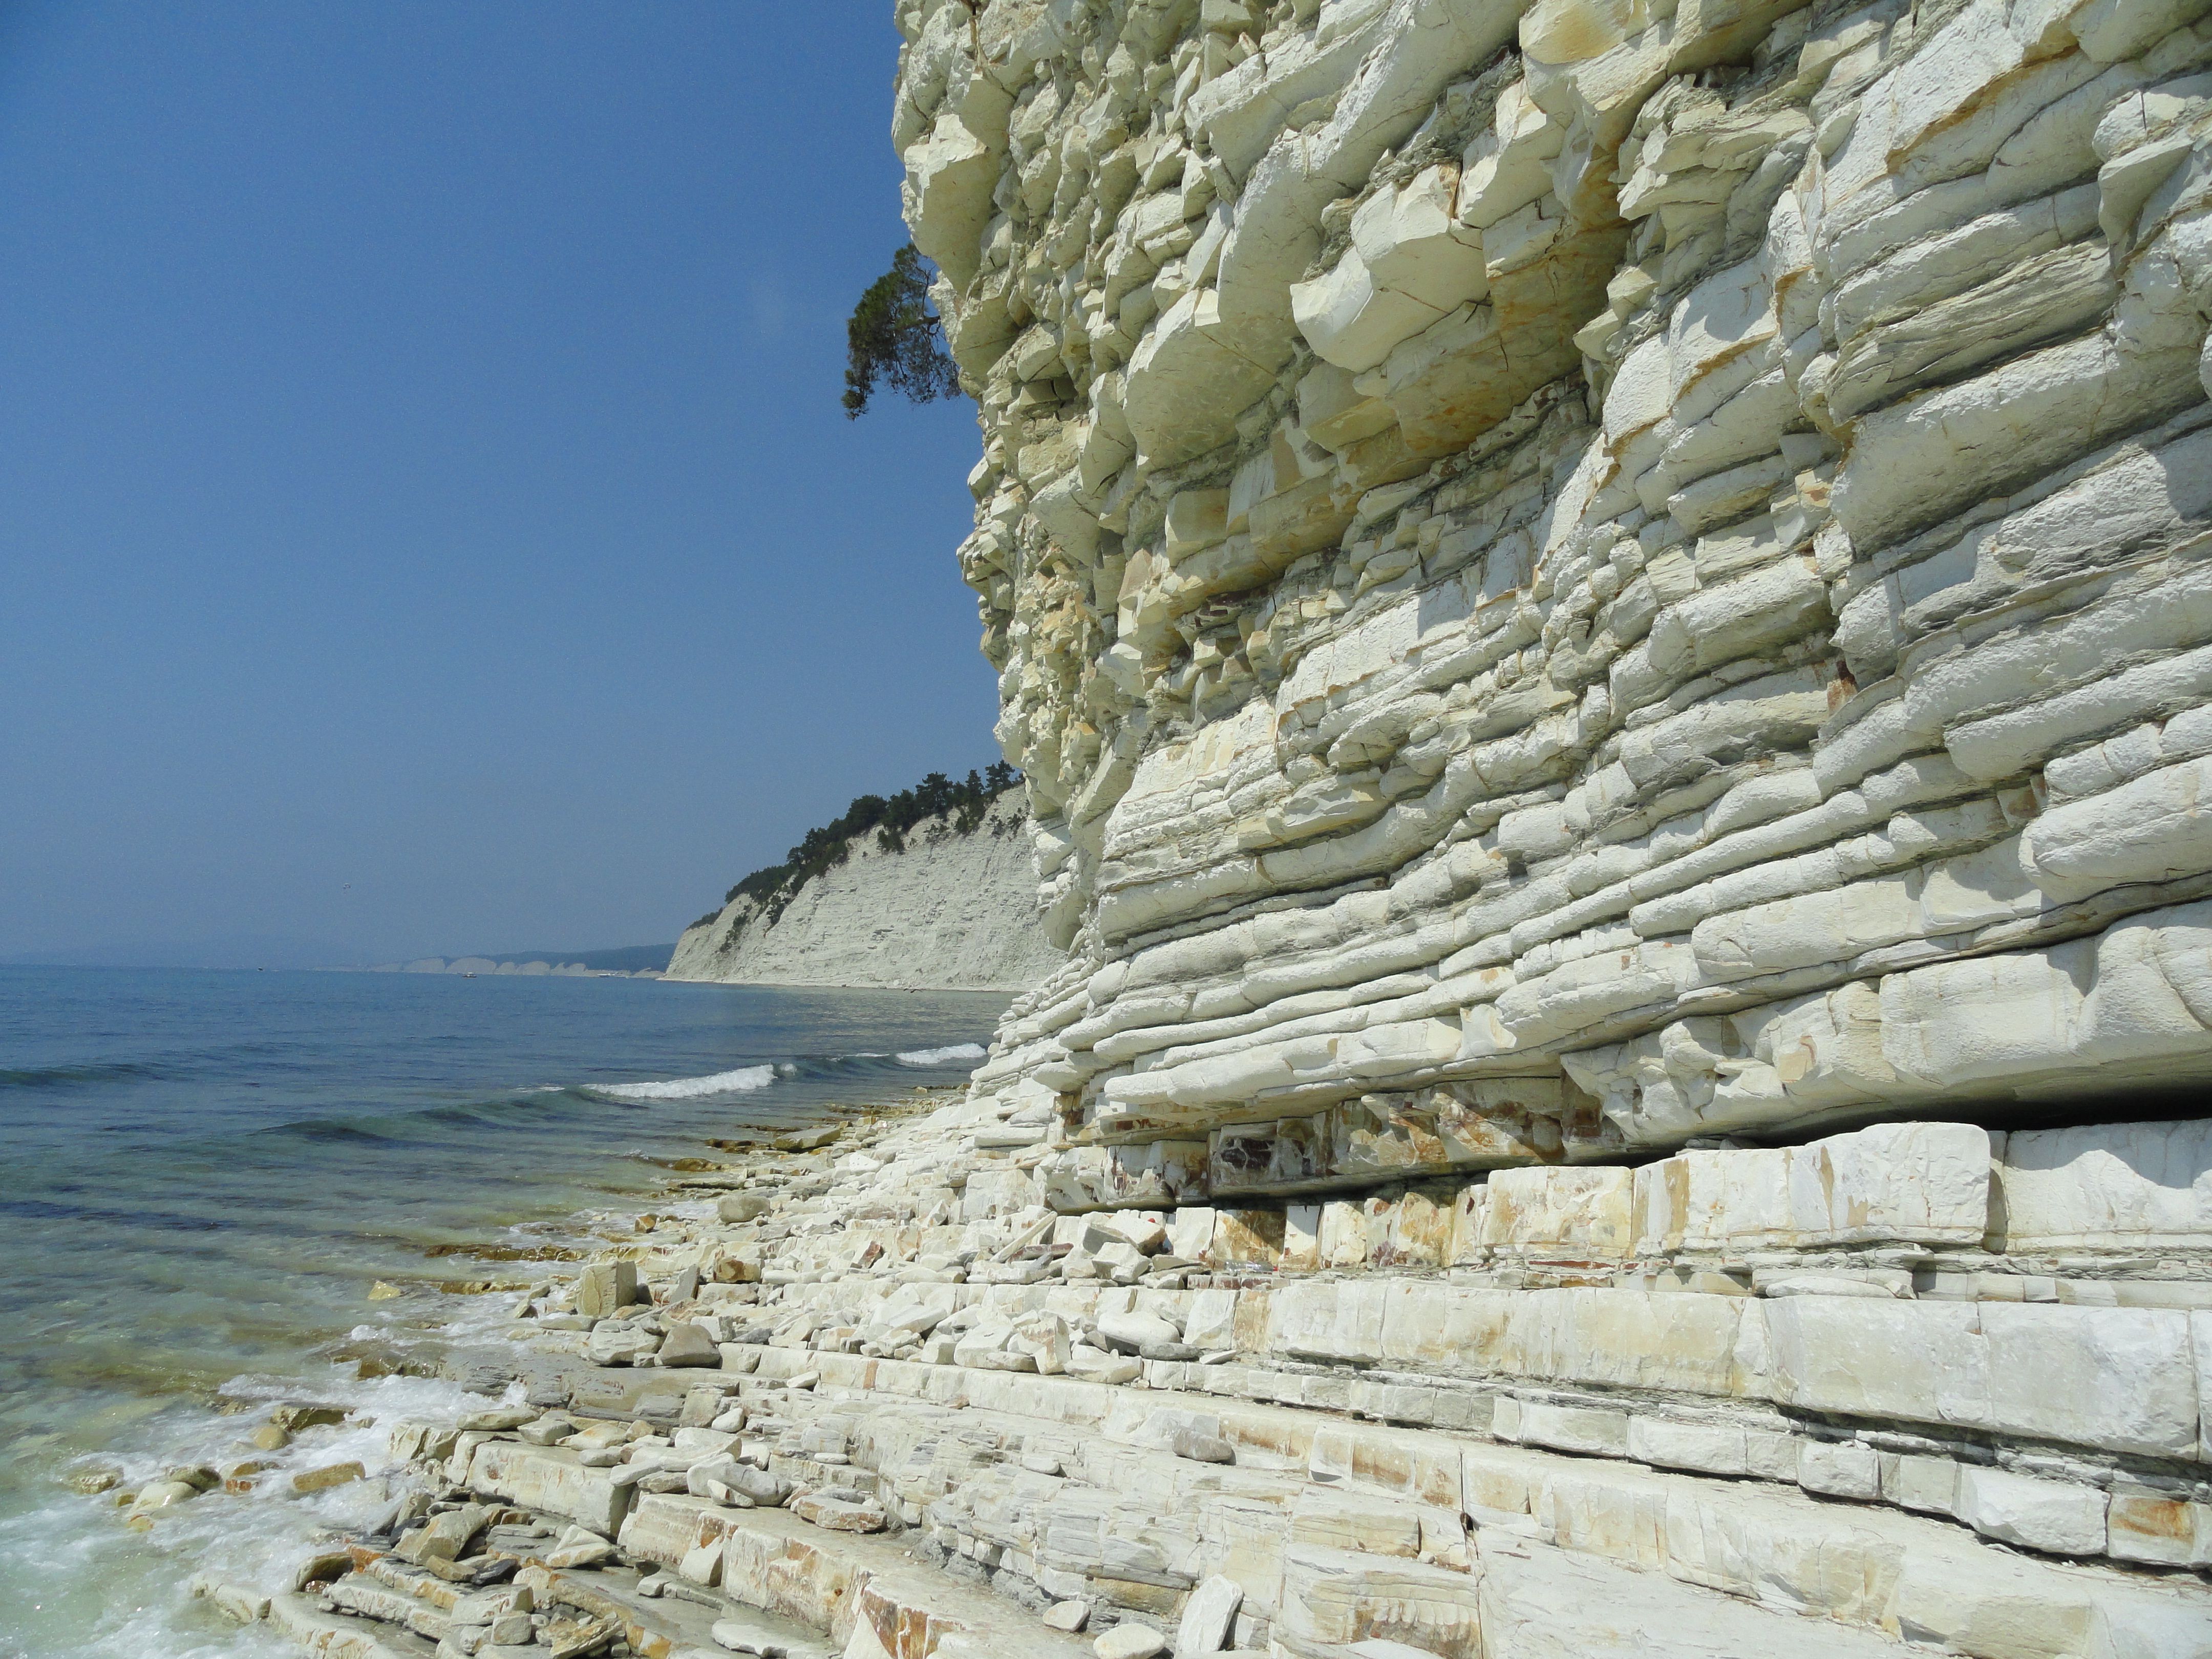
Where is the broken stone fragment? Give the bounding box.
[458,1408,535,1433]
[62,1463,122,1494]
[1171,1430,1235,1465]
[585,1324,661,1367]
[271,1403,348,1432]
[790,1490,888,1532]
[398,1502,491,1562]
[1177,1575,1244,1653]
[290,1461,365,1495]
[1095,1309,1179,1353]
[576,1260,639,1318]
[655,1322,721,1367]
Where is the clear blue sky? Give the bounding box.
[0,2,998,965]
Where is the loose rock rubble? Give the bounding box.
[176,1088,2211,1657]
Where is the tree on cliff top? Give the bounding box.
[842,244,960,417]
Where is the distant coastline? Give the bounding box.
[350,958,664,979]
[351,943,674,980]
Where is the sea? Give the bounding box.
[0,964,1009,1658]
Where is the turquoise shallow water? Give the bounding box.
[0,965,1006,1657]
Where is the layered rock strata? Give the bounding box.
[668,797,1063,991]
[899,0,2212,1154]
[193,1094,2212,1659]
[884,0,2212,1646]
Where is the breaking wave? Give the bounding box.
[895,1043,987,1067]
[592,1063,783,1100]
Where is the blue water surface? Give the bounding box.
[0,965,1004,1657]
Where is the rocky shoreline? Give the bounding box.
[75,1069,2212,1659]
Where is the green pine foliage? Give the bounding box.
[842,245,961,417]
[724,763,1020,925]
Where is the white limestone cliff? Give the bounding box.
[897,0,2212,1188]
[881,0,2212,1649]
[668,795,1065,991]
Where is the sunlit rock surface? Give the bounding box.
[883,0,2212,1648]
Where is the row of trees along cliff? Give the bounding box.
[692,763,1022,931]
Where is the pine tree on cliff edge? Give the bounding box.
[842,245,960,417]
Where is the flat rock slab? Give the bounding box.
[788,1492,887,1533]
[1093,1624,1167,1659]
[1178,1574,1244,1652]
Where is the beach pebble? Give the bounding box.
[722,1465,790,1506]
[127,1479,201,1515]
[1093,1625,1167,1659]
[223,1458,276,1493]
[517,1415,575,1444]
[250,1424,293,1451]
[62,1463,122,1495]
[718,1193,771,1224]
[1043,1600,1090,1632]
[452,1583,529,1622]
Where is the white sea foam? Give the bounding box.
[594,1064,779,1100]
[895,1043,987,1067]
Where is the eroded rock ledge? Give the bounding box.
[879,0,2212,1647]
[195,1094,2211,1658]
[900,0,2212,1167]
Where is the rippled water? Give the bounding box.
[0,965,1006,1657]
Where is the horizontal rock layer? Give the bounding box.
[209,1097,2212,1659]
[548,1100,2212,1655]
[898,0,2212,1146]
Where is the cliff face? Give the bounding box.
[895,0,2212,1148]
[846,4,2212,1640]
[666,796,1062,990]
